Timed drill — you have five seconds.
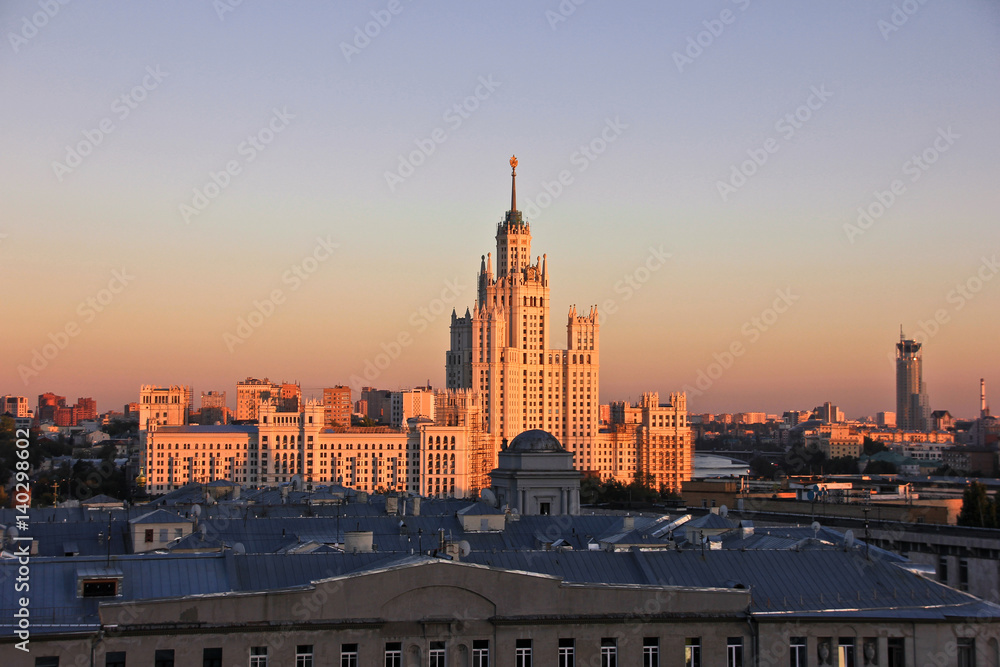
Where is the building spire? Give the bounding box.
[509,154,518,213]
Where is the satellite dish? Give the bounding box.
[458,540,471,557]
[233,542,246,555]
[192,504,202,518]
[6,526,18,539]
[811,521,821,538]
[199,525,207,539]
[844,530,855,551]
[719,505,728,518]
[291,475,302,491]
[480,488,498,507]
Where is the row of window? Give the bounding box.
[37,635,972,667]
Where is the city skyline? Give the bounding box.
[4,2,999,418]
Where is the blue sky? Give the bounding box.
[2,1,998,418]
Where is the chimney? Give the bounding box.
[344,531,373,553]
[386,496,399,515]
[412,497,421,516]
[982,378,989,417]
[622,515,634,532]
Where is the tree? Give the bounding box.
[863,437,887,457]
[864,460,898,475]
[580,475,601,505]
[826,456,860,475]
[957,481,997,529]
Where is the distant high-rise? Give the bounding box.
[896,329,930,431]
[323,385,352,427]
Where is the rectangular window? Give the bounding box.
[601,638,617,667]
[886,638,904,667]
[35,659,60,667]
[515,639,532,667]
[249,646,268,667]
[642,638,659,667]
[959,558,970,591]
[82,579,119,597]
[296,645,314,667]
[790,638,806,667]
[203,648,222,667]
[385,642,402,667]
[684,638,701,667]
[957,638,976,667]
[429,641,446,667]
[727,637,744,667]
[838,637,855,667]
[154,650,175,667]
[341,643,359,667]
[144,529,154,543]
[472,640,489,667]
[105,652,126,667]
[558,638,575,667]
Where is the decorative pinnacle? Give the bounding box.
[509,155,518,213]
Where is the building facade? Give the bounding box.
[323,385,352,427]
[390,386,435,428]
[142,391,485,497]
[139,385,192,429]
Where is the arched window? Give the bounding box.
[587,354,591,364]
[450,436,455,445]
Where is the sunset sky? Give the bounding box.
[3,1,998,419]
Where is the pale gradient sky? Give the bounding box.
[2,1,998,419]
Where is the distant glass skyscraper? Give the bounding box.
[896,329,930,431]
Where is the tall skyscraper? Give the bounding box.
[446,156,600,488]
[896,329,930,431]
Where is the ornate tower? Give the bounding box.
[446,157,600,486]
